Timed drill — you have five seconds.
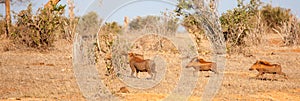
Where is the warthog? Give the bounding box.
[249,60,288,80]
[117,87,129,93]
[128,53,156,79]
[128,52,144,60]
[186,57,218,76]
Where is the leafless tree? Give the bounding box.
[4,0,11,37]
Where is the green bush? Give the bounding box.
[219,0,262,53]
[261,4,299,45]
[261,4,292,28]
[220,7,251,46]
[175,0,299,54]
[12,3,66,49]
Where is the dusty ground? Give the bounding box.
[0,33,300,101]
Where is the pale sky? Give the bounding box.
[0,0,299,24]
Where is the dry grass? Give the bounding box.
[0,31,300,100]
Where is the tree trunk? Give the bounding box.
[67,0,74,21]
[44,0,61,9]
[5,0,11,37]
[67,0,75,40]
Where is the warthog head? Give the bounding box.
[186,57,200,68]
[128,53,144,59]
[185,62,195,68]
[249,61,260,71]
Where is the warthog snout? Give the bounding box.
[185,65,190,68]
[185,63,193,68]
[249,65,255,71]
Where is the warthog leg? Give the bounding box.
[131,68,136,77]
[136,70,140,78]
[211,69,218,74]
[130,62,136,77]
[147,70,153,79]
[271,74,276,81]
[278,72,288,79]
[193,67,200,76]
[151,72,156,80]
[256,72,265,78]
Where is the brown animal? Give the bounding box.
[186,57,218,76]
[117,86,130,93]
[128,53,156,79]
[128,52,144,60]
[249,60,288,80]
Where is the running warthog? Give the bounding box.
[186,57,218,76]
[249,60,288,80]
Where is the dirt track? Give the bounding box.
[0,34,300,100]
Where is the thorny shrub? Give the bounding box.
[219,0,262,53]
[176,0,300,54]
[12,3,66,49]
[261,4,300,45]
[261,4,292,29]
[97,21,122,75]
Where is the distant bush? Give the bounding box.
[12,3,66,49]
[76,11,100,36]
[128,15,179,35]
[98,22,122,53]
[174,0,299,54]
[163,11,180,34]
[129,16,160,30]
[101,22,122,34]
[261,4,292,29]
[260,4,299,45]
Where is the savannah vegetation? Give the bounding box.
[0,0,299,100]
[175,0,299,54]
[1,0,298,52]
[1,0,299,78]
